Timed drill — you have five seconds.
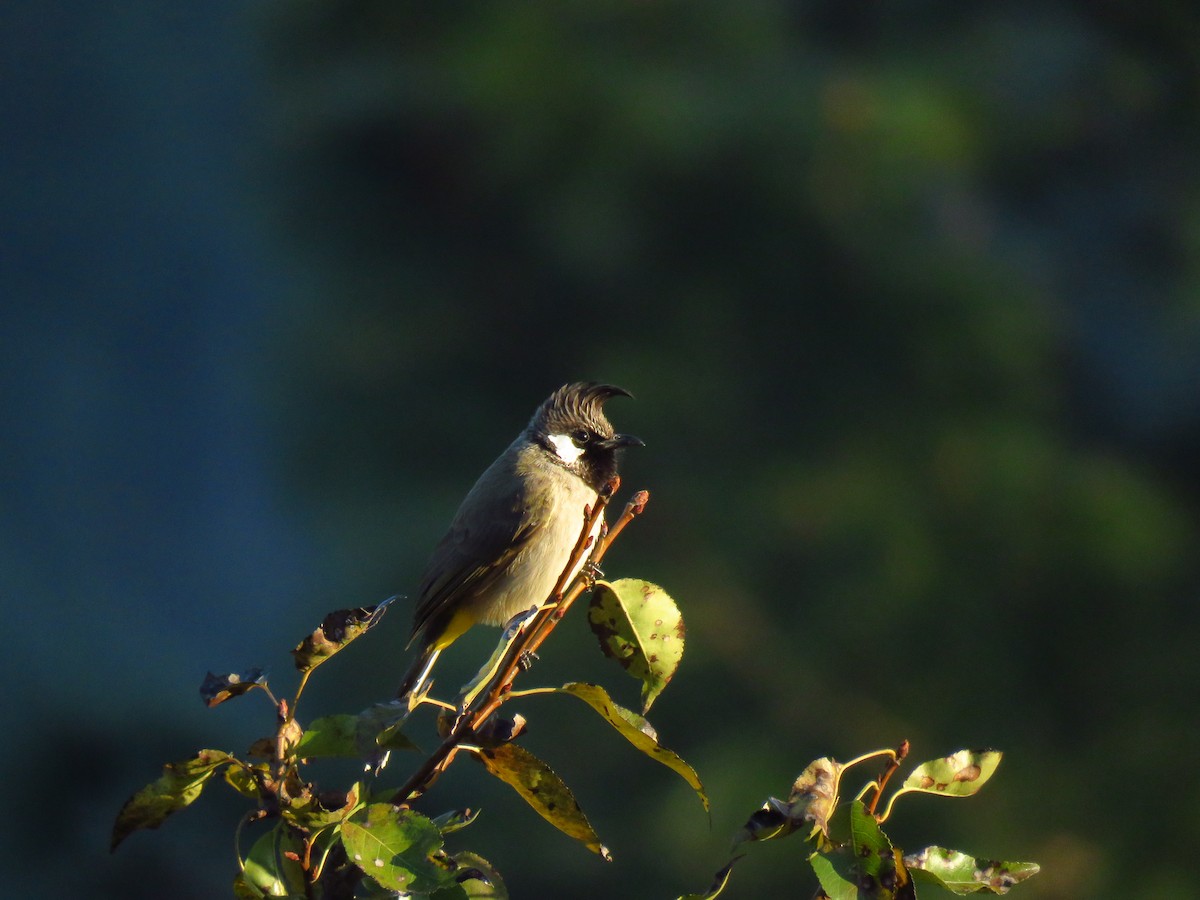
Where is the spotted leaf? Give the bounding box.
[587,578,684,712]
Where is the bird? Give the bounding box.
[397,382,643,698]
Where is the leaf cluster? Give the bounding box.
[112,485,707,898]
[683,746,1039,899]
[112,484,1038,899]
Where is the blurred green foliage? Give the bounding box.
[57,1,1199,897]
[244,4,1200,896]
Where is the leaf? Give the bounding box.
[200,669,269,707]
[786,757,844,839]
[431,808,481,834]
[224,761,267,800]
[239,825,308,898]
[677,856,741,900]
[587,578,684,712]
[810,801,911,899]
[899,749,1002,799]
[471,743,610,860]
[340,804,456,894]
[452,850,509,898]
[905,846,1040,895]
[110,749,234,851]
[355,701,421,758]
[295,714,359,758]
[809,850,859,900]
[556,682,708,811]
[734,757,843,848]
[292,597,395,674]
[283,782,363,830]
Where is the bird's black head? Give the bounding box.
[530,382,644,490]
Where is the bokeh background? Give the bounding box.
[5,2,1199,897]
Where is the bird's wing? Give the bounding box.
[410,463,549,643]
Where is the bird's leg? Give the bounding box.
[517,649,539,672]
[581,559,603,588]
[456,607,538,713]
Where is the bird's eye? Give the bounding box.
[572,429,590,445]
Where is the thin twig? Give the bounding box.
[866,739,910,817]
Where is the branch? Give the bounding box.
[392,480,650,807]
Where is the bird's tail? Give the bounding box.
[397,642,442,699]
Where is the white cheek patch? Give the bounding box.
[547,433,584,464]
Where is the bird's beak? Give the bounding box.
[596,433,644,451]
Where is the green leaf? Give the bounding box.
[292,597,395,674]
[587,578,684,712]
[431,808,481,834]
[240,825,308,898]
[295,714,359,758]
[110,749,234,851]
[899,749,1002,798]
[557,682,708,811]
[224,761,268,800]
[282,782,363,830]
[200,668,269,708]
[809,850,858,900]
[677,856,741,900]
[471,743,610,860]
[905,846,1040,894]
[340,804,455,894]
[810,802,913,899]
[452,850,509,898]
[355,701,421,756]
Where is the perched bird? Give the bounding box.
[398,382,642,697]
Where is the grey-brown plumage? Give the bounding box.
[398,383,642,697]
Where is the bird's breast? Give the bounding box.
[475,466,600,627]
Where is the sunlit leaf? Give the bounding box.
[452,850,508,898]
[557,682,708,811]
[734,757,843,848]
[111,749,234,851]
[283,782,362,830]
[295,714,359,758]
[200,669,269,708]
[587,578,684,712]
[292,597,395,674]
[340,804,455,894]
[787,757,844,838]
[224,761,267,800]
[905,846,1040,894]
[240,825,307,898]
[809,850,858,900]
[431,808,481,835]
[676,856,741,900]
[810,802,911,899]
[899,750,1002,799]
[471,743,610,860]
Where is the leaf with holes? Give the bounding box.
[905,847,1040,894]
[471,743,610,860]
[292,597,395,674]
[340,804,455,894]
[587,579,684,712]
[111,750,234,851]
[557,682,707,811]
